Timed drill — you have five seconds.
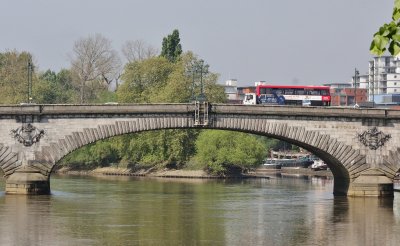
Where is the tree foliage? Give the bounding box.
[61,139,120,169]
[117,56,174,103]
[370,0,400,56]
[34,69,79,103]
[195,130,267,175]
[160,29,182,63]
[0,50,35,103]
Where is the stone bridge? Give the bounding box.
[0,102,399,197]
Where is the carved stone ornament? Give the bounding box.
[10,123,45,147]
[357,127,391,150]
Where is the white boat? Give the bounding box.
[311,159,328,171]
[263,159,282,169]
[263,157,313,169]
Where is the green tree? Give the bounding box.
[34,69,79,104]
[117,56,173,103]
[370,0,400,56]
[160,29,182,63]
[60,139,120,169]
[195,130,267,175]
[154,52,226,103]
[0,50,36,104]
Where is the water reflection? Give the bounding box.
[0,195,73,246]
[0,176,398,245]
[327,197,396,246]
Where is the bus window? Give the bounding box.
[309,90,320,95]
[321,90,329,95]
[296,89,305,95]
[285,89,294,95]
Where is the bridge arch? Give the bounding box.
[18,116,369,196]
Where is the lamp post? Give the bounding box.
[27,57,33,104]
[188,63,196,102]
[198,59,206,101]
[188,59,209,102]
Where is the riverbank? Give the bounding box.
[55,166,332,179]
[55,167,249,179]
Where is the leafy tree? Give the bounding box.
[117,56,173,103]
[60,139,120,169]
[370,0,400,55]
[122,130,198,169]
[0,50,36,104]
[160,29,182,62]
[154,52,226,103]
[34,69,79,104]
[195,130,267,175]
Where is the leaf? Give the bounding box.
[389,21,398,34]
[396,0,400,9]
[389,41,400,56]
[393,8,400,21]
[392,33,400,42]
[374,34,389,50]
[379,25,391,36]
[370,40,386,56]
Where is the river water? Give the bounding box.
[0,174,399,246]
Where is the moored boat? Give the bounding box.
[263,156,313,169]
[310,159,328,171]
[262,159,282,169]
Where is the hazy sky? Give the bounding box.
[0,0,395,86]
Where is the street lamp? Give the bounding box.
[27,57,33,104]
[198,59,206,101]
[187,59,209,102]
[187,63,196,102]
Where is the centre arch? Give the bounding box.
[21,115,370,196]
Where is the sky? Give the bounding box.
[0,0,395,86]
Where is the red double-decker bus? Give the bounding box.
[243,85,331,106]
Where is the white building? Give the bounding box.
[224,79,238,101]
[361,56,400,101]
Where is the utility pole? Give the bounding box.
[354,68,359,107]
[372,63,375,107]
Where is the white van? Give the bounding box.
[243,93,257,105]
[302,99,311,107]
